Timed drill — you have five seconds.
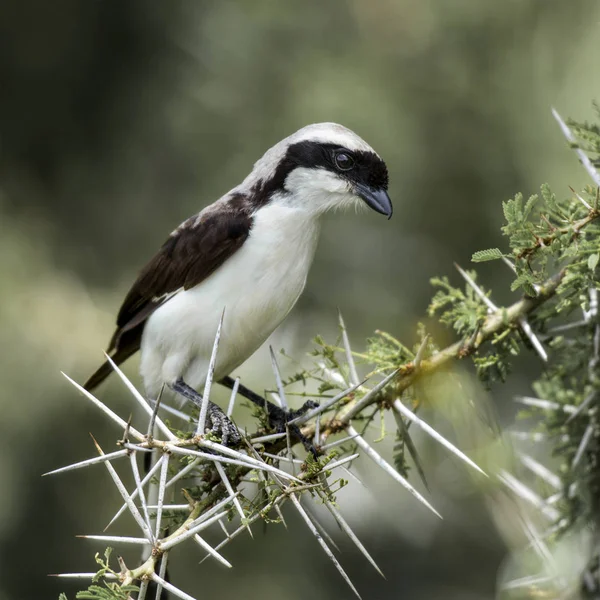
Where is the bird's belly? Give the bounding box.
[140,208,320,397]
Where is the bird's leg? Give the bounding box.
[219,376,320,456]
[169,378,241,446]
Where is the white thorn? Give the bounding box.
[274,504,287,528]
[199,499,278,563]
[226,377,240,418]
[138,579,149,600]
[501,574,556,591]
[43,449,128,476]
[169,445,301,483]
[319,433,361,451]
[154,550,169,600]
[501,256,517,274]
[572,187,593,210]
[193,534,232,568]
[339,310,360,386]
[269,346,288,411]
[123,443,154,453]
[197,310,225,436]
[160,511,228,551]
[501,257,541,294]
[76,534,150,544]
[552,108,600,187]
[546,491,562,505]
[455,264,497,312]
[303,502,341,552]
[515,396,577,414]
[324,453,361,471]
[342,370,399,422]
[572,424,594,468]
[285,426,295,476]
[250,432,288,444]
[518,317,548,361]
[218,519,230,538]
[509,430,570,444]
[270,391,283,409]
[151,573,197,600]
[519,513,557,570]
[61,372,144,440]
[320,492,385,578]
[289,379,367,426]
[200,438,301,481]
[547,319,588,334]
[165,457,201,490]
[413,335,429,370]
[50,573,117,580]
[518,453,561,490]
[317,361,348,387]
[392,407,429,491]
[145,504,191,510]
[174,490,241,558]
[214,461,251,537]
[289,494,362,599]
[148,384,165,437]
[150,399,195,423]
[93,439,154,541]
[104,455,166,530]
[392,400,487,477]
[498,470,560,521]
[347,425,442,519]
[262,452,304,465]
[589,288,599,320]
[129,452,154,539]
[566,391,596,423]
[340,465,367,488]
[154,453,170,538]
[103,354,175,441]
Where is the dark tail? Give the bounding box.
[83,359,115,391]
[83,345,138,391]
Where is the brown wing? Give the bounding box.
[84,205,252,391]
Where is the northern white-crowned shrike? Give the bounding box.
[85,122,392,447]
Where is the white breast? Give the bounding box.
[140,204,321,398]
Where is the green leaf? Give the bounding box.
[523,194,538,220]
[541,183,569,221]
[510,273,538,297]
[472,248,504,262]
[588,253,599,272]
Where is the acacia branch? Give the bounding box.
[299,270,565,443]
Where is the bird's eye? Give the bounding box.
[334,152,355,171]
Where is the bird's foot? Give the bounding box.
[265,401,320,457]
[206,402,241,446]
[219,376,320,456]
[170,378,241,446]
[264,400,319,431]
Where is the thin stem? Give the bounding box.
[197,309,225,436]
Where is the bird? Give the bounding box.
[84,122,392,446]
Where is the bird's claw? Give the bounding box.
[266,399,319,431]
[266,400,320,457]
[170,378,241,447]
[207,402,241,446]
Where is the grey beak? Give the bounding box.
[355,183,393,219]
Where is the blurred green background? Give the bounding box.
[0,1,598,599]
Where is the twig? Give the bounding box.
[552,108,600,187]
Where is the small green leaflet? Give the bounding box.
[588,253,599,271]
[472,248,504,262]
